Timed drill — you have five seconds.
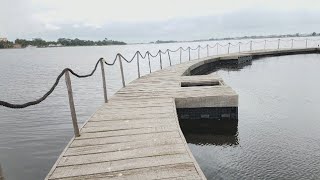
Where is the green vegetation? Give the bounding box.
[0,41,14,48]
[15,38,56,48]
[56,38,126,46]
[0,38,126,49]
[152,40,178,44]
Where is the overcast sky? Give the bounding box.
[1,0,320,42]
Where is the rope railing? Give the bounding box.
[1,38,319,137]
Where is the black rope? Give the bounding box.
[104,56,118,65]
[208,43,217,48]
[0,59,101,109]
[189,46,199,51]
[149,51,160,58]
[168,48,180,53]
[137,51,149,59]
[180,47,189,51]
[2,38,307,109]
[200,45,208,49]
[118,52,138,63]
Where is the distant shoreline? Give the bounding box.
[1,32,320,49]
[149,32,320,44]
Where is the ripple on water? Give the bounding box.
[186,54,320,180]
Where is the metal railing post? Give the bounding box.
[118,55,126,87]
[278,39,280,49]
[136,53,141,78]
[264,40,267,50]
[207,45,209,57]
[306,39,308,48]
[99,59,108,103]
[217,44,219,55]
[147,52,152,73]
[239,42,241,52]
[167,50,172,66]
[179,48,182,64]
[250,41,252,51]
[64,71,80,137]
[188,47,191,61]
[198,46,200,59]
[227,43,230,54]
[291,39,294,49]
[159,51,163,69]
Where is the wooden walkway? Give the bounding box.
[46,48,319,180]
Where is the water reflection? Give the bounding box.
[0,164,4,180]
[185,133,239,146]
[204,60,253,75]
[181,119,239,146]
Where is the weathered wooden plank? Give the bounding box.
[49,154,194,179]
[84,118,175,128]
[78,126,177,140]
[81,123,178,133]
[96,107,175,114]
[65,138,183,156]
[70,131,181,147]
[90,113,175,122]
[59,144,186,167]
[52,163,198,180]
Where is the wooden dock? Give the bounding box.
[46,48,319,180]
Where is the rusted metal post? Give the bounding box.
[188,47,191,61]
[65,71,80,137]
[147,52,152,73]
[136,53,141,78]
[291,39,294,49]
[99,59,108,103]
[118,55,126,87]
[159,51,163,69]
[198,45,200,59]
[278,39,280,49]
[227,43,230,54]
[207,45,209,57]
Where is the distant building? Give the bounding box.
[0,38,8,42]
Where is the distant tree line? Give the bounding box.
[0,38,126,49]
[0,41,14,48]
[56,38,126,46]
[151,40,178,44]
[14,38,56,48]
[207,32,320,41]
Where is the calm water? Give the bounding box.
[0,37,319,180]
[188,54,320,179]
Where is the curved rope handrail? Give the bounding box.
[0,59,102,109]
[1,37,318,109]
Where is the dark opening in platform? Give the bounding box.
[177,107,239,146]
[181,81,220,87]
[176,107,238,134]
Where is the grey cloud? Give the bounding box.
[2,7,320,42]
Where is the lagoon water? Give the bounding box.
[188,54,320,179]
[0,37,320,179]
